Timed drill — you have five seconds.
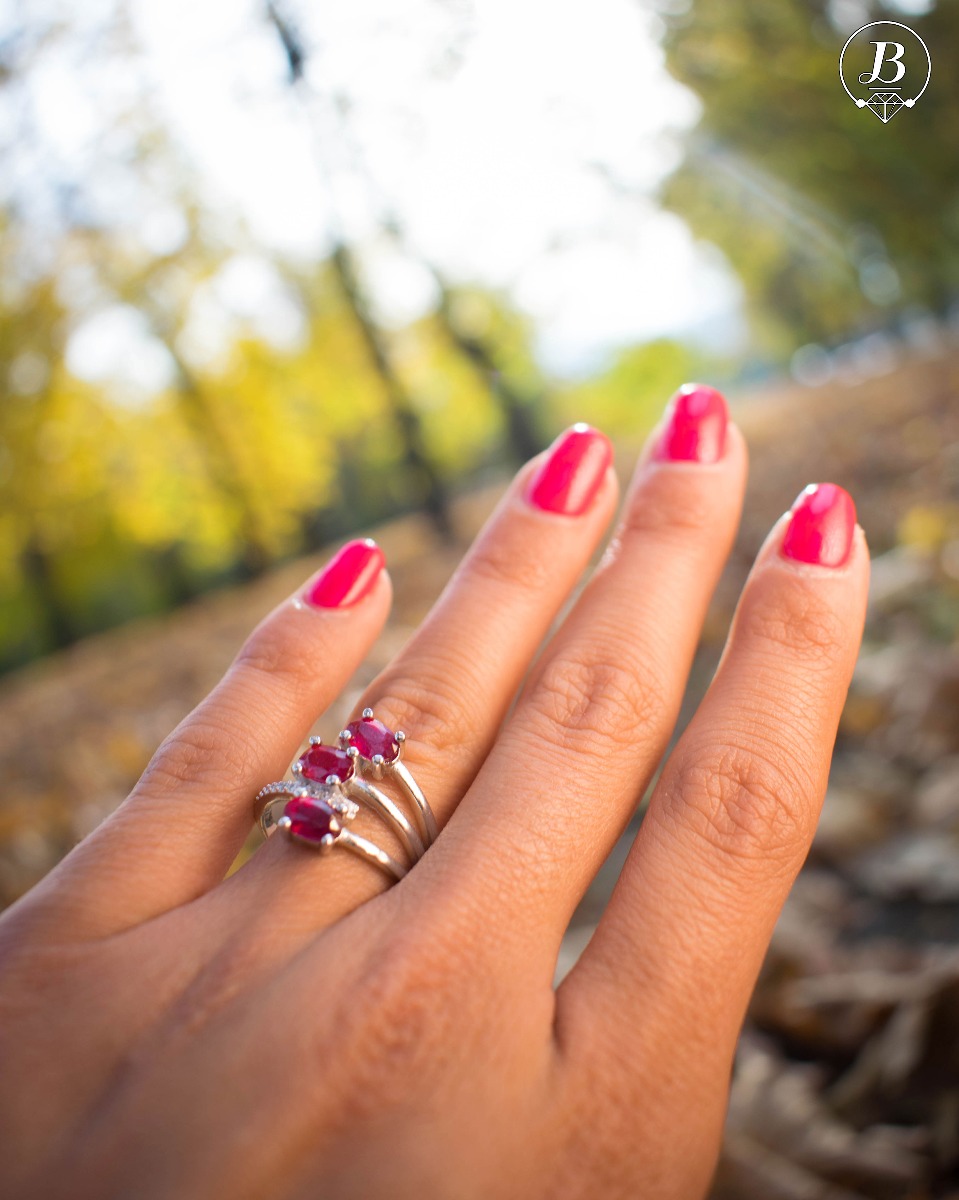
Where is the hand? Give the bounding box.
[0,387,868,1200]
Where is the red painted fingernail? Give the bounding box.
[781,484,856,568]
[526,424,612,516]
[305,539,385,608]
[654,383,728,464]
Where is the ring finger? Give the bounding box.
[434,386,747,974]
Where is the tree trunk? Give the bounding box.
[330,243,454,540]
[435,281,544,464]
[21,536,76,651]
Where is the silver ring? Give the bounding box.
[254,712,437,883]
[339,708,439,846]
[296,739,427,860]
[257,739,426,863]
[257,786,407,882]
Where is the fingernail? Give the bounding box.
[781,484,856,568]
[654,383,728,464]
[526,424,612,516]
[305,539,385,608]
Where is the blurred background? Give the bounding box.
[2,0,959,1194]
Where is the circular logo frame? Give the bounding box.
[839,20,931,120]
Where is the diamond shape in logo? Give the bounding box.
[864,92,905,122]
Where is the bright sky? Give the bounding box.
[8,0,748,384]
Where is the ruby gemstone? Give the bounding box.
[345,716,399,763]
[298,743,354,784]
[284,795,338,843]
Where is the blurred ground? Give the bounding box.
[2,347,959,1197]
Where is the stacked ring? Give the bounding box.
[339,709,439,845]
[255,708,437,883]
[259,785,407,882]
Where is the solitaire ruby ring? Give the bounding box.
[339,709,439,846]
[258,785,407,882]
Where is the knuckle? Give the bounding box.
[661,741,815,866]
[466,526,556,595]
[232,621,307,689]
[342,923,480,1108]
[739,579,848,666]
[621,475,717,544]
[135,712,248,797]
[366,661,481,758]
[525,654,661,755]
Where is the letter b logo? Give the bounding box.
[860,41,906,85]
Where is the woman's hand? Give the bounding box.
[0,387,868,1200]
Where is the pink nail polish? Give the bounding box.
[526,424,612,516]
[654,384,728,464]
[305,539,385,608]
[781,484,856,568]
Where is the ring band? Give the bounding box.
[259,786,407,882]
[258,772,424,863]
[257,780,358,836]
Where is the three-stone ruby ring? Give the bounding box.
[254,708,437,882]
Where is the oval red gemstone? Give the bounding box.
[345,716,399,763]
[298,743,354,784]
[284,795,338,843]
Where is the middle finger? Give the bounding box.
[438,386,747,969]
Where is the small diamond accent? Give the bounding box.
[256,780,299,802]
[256,780,358,822]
